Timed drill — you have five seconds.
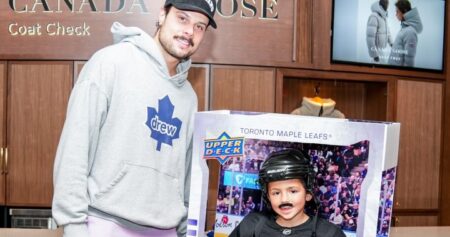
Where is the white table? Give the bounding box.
[390,226,450,237]
[0,228,62,237]
[1,226,449,237]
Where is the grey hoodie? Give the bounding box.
[388,8,423,66]
[52,22,197,237]
[366,1,393,58]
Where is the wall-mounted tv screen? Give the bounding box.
[331,0,446,72]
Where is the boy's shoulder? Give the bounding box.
[242,211,269,225]
[229,212,270,237]
[316,218,347,237]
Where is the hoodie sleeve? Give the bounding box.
[366,14,379,58]
[177,138,193,237]
[52,56,111,237]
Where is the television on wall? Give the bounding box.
[331,0,446,72]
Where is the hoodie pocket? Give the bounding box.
[92,162,186,228]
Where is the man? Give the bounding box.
[388,0,422,67]
[366,0,393,63]
[229,149,345,237]
[329,207,344,226]
[52,1,217,237]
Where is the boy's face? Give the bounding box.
[267,178,312,227]
[157,6,209,61]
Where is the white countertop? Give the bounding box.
[0,226,449,237]
[389,226,450,237]
[0,228,62,237]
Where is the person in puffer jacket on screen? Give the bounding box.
[388,0,423,67]
[366,0,393,64]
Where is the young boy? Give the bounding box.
[229,149,346,237]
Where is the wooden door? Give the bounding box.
[394,80,442,221]
[0,62,6,205]
[6,61,73,206]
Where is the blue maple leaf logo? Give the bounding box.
[146,95,182,151]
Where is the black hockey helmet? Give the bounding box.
[258,148,316,196]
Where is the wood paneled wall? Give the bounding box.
[395,80,442,211]
[204,66,276,230]
[6,62,73,206]
[395,215,439,227]
[187,65,209,112]
[439,0,450,226]
[210,66,276,112]
[312,0,332,69]
[441,83,450,223]
[296,0,313,65]
[0,62,5,205]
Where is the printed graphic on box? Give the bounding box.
[376,167,397,237]
[186,111,400,237]
[212,138,369,237]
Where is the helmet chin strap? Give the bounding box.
[310,194,321,237]
[311,213,318,237]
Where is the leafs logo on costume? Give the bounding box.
[146,95,182,151]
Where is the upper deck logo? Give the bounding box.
[204,132,244,165]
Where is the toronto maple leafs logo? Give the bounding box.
[146,95,182,151]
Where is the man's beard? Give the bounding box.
[158,29,195,61]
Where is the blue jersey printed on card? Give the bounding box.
[146,95,182,151]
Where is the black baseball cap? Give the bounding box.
[164,0,217,29]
